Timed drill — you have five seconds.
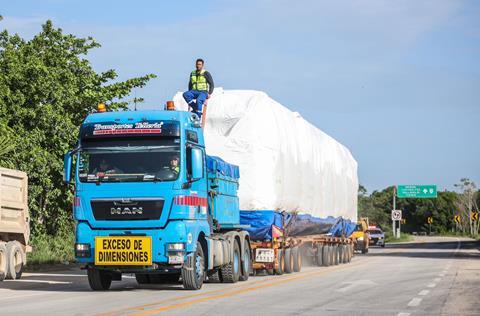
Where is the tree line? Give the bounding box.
[358,179,479,237]
[0,21,155,236]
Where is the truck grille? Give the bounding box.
[90,198,164,221]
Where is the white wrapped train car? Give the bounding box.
[173,88,358,220]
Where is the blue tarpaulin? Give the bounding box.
[240,210,357,241]
[206,155,240,179]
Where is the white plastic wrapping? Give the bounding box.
[173,88,358,220]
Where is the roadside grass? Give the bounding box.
[27,231,75,266]
[386,233,413,243]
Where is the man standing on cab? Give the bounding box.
[183,58,214,119]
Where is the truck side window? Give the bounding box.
[186,146,204,180]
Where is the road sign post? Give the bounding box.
[427,217,433,235]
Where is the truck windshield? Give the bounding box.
[78,138,181,183]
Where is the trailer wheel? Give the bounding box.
[292,246,302,272]
[182,241,206,290]
[0,243,7,281]
[6,241,24,280]
[221,239,241,283]
[316,245,323,266]
[333,245,339,265]
[284,248,293,273]
[322,245,330,267]
[275,249,284,275]
[239,240,251,281]
[339,245,346,263]
[135,274,151,284]
[87,268,112,291]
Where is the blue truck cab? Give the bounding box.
[64,108,251,290]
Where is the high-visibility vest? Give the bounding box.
[190,70,209,91]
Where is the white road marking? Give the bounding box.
[427,283,436,288]
[418,289,430,296]
[398,313,411,316]
[335,279,377,293]
[22,273,85,277]
[4,279,72,284]
[434,277,441,282]
[408,298,423,307]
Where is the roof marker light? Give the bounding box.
[166,101,175,111]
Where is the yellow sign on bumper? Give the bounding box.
[95,236,152,266]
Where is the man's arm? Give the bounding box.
[188,75,192,91]
[205,71,214,95]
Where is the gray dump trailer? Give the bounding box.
[0,167,31,280]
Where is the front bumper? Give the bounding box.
[75,220,192,266]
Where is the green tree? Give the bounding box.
[0,21,155,235]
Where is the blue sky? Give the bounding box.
[2,0,479,192]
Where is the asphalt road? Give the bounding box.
[0,236,479,316]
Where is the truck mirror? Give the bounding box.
[63,152,72,183]
[191,148,203,180]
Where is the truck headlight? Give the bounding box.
[75,243,91,257]
[167,243,186,264]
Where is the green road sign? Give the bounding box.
[397,185,437,198]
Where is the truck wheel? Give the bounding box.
[207,269,223,283]
[316,245,323,266]
[239,240,251,281]
[333,245,339,265]
[221,239,241,283]
[135,274,151,284]
[150,274,180,284]
[182,241,205,290]
[340,245,347,263]
[284,248,293,273]
[361,243,367,254]
[6,241,24,280]
[322,245,330,267]
[275,249,284,275]
[0,243,7,281]
[338,245,344,264]
[87,268,112,291]
[292,246,302,272]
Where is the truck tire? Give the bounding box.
[340,245,348,263]
[135,273,151,284]
[6,241,24,280]
[316,245,323,266]
[221,239,241,283]
[292,246,302,272]
[87,268,112,291]
[322,245,330,267]
[333,245,339,265]
[207,269,223,283]
[284,248,293,274]
[275,249,284,275]
[0,243,7,281]
[182,241,205,290]
[239,240,251,281]
[150,274,180,284]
